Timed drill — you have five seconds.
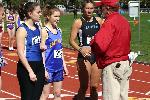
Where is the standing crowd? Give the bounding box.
[0,0,132,100]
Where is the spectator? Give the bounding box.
[73,6,77,19]
[6,8,16,51]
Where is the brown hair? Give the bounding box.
[43,5,60,17]
[18,2,40,20]
[81,0,94,9]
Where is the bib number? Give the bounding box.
[54,49,62,58]
[87,37,92,45]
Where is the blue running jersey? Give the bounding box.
[44,27,63,72]
[20,23,42,61]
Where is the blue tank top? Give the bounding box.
[44,27,63,72]
[20,23,42,61]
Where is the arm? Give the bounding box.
[40,28,48,65]
[15,14,19,28]
[16,27,37,81]
[69,19,91,57]
[62,51,68,76]
[40,28,48,51]
[40,28,49,79]
[91,21,114,53]
[69,19,81,51]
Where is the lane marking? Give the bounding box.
[48,92,102,98]
[3,57,17,63]
[1,90,21,99]
[48,94,74,98]
[1,71,17,77]
[129,90,150,96]
[134,70,149,74]
[130,79,150,84]
[2,69,150,85]
[0,98,16,100]
[145,91,150,96]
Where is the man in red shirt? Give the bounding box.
[90,0,132,100]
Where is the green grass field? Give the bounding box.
[58,13,150,63]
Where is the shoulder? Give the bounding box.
[41,27,48,33]
[72,18,82,28]
[17,27,26,32]
[16,26,27,37]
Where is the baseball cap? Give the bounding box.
[95,0,119,8]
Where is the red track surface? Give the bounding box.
[0,33,150,100]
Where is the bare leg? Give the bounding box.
[40,83,51,100]
[53,81,62,100]
[90,63,101,100]
[75,59,91,100]
[0,76,2,91]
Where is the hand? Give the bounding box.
[29,71,37,82]
[40,44,47,52]
[80,47,91,57]
[45,70,49,80]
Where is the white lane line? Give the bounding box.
[2,65,150,85]
[67,75,78,80]
[1,90,21,99]
[1,71,17,77]
[130,78,150,84]
[67,73,150,84]
[0,98,16,100]
[61,88,77,95]
[48,92,102,98]
[134,69,150,74]
[129,90,146,95]
[145,91,150,96]
[48,94,74,98]
[3,69,150,85]
[3,57,17,63]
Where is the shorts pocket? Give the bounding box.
[111,63,132,80]
[112,63,124,80]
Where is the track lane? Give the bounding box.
[0,33,150,100]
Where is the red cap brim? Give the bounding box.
[95,1,102,7]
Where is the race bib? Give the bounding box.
[54,49,62,58]
[87,37,92,44]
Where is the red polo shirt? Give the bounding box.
[90,12,131,69]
